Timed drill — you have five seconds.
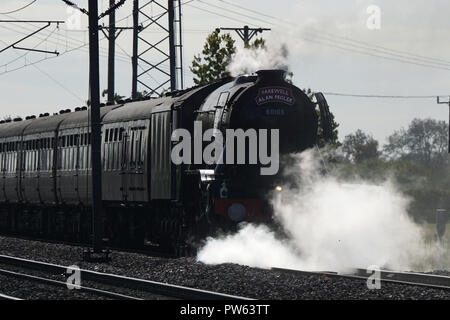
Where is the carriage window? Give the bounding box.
[130,131,135,168]
[137,130,143,167]
[104,129,109,143]
[114,128,118,141]
[119,128,124,141]
[109,129,114,142]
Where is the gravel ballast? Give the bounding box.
[0,235,448,300]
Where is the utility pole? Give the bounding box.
[107,0,115,104]
[87,0,106,260]
[61,0,126,261]
[218,26,271,47]
[98,2,133,104]
[132,0,184,98]
[132,0,139,99]
[437,96,450,153]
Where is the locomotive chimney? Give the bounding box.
[256,69,286,83]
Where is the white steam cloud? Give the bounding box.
[227,44,290,76]
[197,150,447,272]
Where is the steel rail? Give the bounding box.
[0,268,142,300]
[0,255,252,300]
[0,293,22,300]
[271,267,450,291]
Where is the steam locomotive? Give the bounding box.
[0,69,333,254]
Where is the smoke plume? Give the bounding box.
[227,43,290,76]
[197,149,447,272]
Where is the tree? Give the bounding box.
[190,30,236,85]
[342,129,380,163]
[101,90,125,104]
[383,118,448,166]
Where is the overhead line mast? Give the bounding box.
[218,25,270,47]
[0,20,64,55]
[131,0,184,99]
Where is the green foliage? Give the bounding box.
[190,30,236,85]
[384,118,448,166]
[342,129,380,163]
[101,89,125,104]
[249,37,266,49]
[330,119,449,223]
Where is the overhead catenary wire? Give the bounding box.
[0,23,132,73]
[0,21,130,62]
[216,0,450,66]
[0,0,37,15]
[187,0,450,100]
[1,0,447,101]
[198,0,450,72]
[0,38,84,102]
[0,25,59,68]
[322,92,445,99]
[185,3,259,27]
[0,12,130,60]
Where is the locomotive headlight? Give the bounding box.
[228,203,247,222]
[275,185,283,192]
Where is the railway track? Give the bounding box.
[0,233,175,258]
[272,267,450,290]
[0,293,22,300]
[0,254,252,300]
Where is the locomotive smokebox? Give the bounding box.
[256,69,287,83]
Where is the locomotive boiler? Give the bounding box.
[0,69,333,254]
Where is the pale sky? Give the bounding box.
[0,0,449,145]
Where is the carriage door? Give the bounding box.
[122,121,148,203]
